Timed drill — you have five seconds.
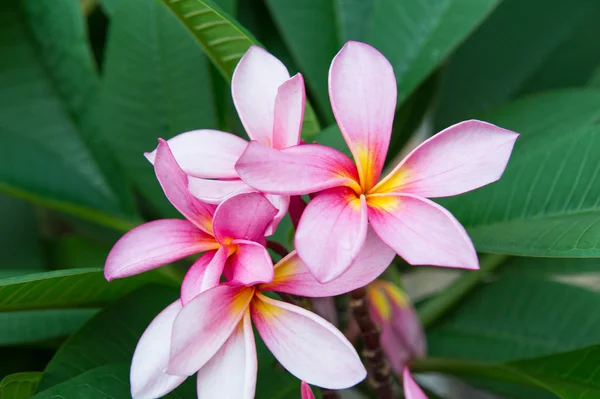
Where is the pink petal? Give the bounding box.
[232,46,290,145]
[367,194,478,269]
[213,193,277,244]
[310,297,338,326]
[224,240,274,286]
[180,247,229,306]
[403,367,428,399]
[251,293,366,389]
[236,142,361,196]
[272,74,305,150]
[130,301,185,399]
[329,41,397,192]
[265,194,290,236]
[169,285,255,376]
[105,219,219,281]
[372,120,519,197]
[196,311,257,399]
[262,227,394,297]
[295,187,368,283]
[154,139,217,233]
[145,130,249,179]
[188,177,254,204]
[301,381,315,399]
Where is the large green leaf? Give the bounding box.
[0,372,42,399]
[427,277,600,362]
[158,0,320,137]
[435,0,600,129]
[0,1,137,231]
[367,0,501,106]
[442,89,600,256]
[0,196,44,271]
[0,269,155,312]
[0,309,96,346]
[99,0,217,216]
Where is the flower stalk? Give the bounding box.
[350,287,394,399]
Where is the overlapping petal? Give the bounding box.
[213,192,277,244]
[105,219,219,281]
[264,194,290,236]
[367,194,478,269]
[329,41,397,192]
[251,293,366,389]
[372,120,519,197]
[224,240,274,286]
[153,139,216,233]
[169,285,254,376]
[295,187,368,283]
[236,142,361,195]
[403,367,428,399]
[232,46,290,145]
[272,74,305,150]
[188,177,254,204]
[196,312,257,399]
[180,247,229,305]
[145,130,248,179]
[262,227,394,297]
[130,301,185,399]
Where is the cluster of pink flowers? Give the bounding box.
[105,41,518,398]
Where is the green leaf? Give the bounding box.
[0,1,137,230]
[334,0,376,42]
[441,89,600,256]
[367,0,502,106]
[0,309,97,346]
[427,277,600,362]
[435,0,600,129]
[99,0,217,217]
[157,0,320,137]
[0,372,42,399]
[0,269,154,312]
[0,196,44,271]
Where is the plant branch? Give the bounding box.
[350,287,394,399]
[266,240,289,258]
[418,254,509,328]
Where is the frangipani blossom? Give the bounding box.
[367,280,425,375]
[404,367,428,399]
[105,140,277,297]
[301,381,315,399]
[236,40,519,282]
[145,45,305,234]
[131,227,395,399]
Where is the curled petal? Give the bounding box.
[213,193,277,244]
[153,139,216,233]
[130,301,185,399]
[367,194,478,269]
[196,311,257,399]
[105,219,218,281]
[403,367,428,399]
[169,285,255,376]
[232,46,290,145]
[265,194,290,236]
[251,293,366,389]
[236,142,361,196]
[372,120,519,197]
[180,247,229,305]
[188,177,254,204]
[295,187,368,283]
[329,41,396,191]
[262,227,394,297]
[224,240,274,286]
[145,130,248,179]
[301,381,315,399]
[272,74,305,149]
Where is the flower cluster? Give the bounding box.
[105,41,518,399]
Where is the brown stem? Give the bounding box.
[266,240,289,258]
[350,287,394,399]
[321,389,340,399]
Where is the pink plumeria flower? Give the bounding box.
[145,46,305,235]
[236,41,519,282]
[367,280,425,375]
[130,228,395,398]
[404,367,428,399]
[301,381,315,399]
[105,140,277,295]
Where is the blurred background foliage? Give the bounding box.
[1,0,600,398]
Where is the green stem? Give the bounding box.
[418,254,509,328]
[410,357,523,384]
